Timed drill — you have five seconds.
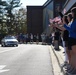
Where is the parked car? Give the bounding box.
[1,35,18,47]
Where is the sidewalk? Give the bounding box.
[49,45,66,75]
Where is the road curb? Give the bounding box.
[48,45,63,75]
[50,45,66,75]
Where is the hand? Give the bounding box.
[54,24,59,28]
[62,17,66,24]
[51,23,54,26]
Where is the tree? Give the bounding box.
[13,8,27,34]
[0,0,8,34]
[4,0,22,34]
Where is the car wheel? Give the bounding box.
[1,43,5,47]
[1,44,3,47]
[13,45,15,47]
[16,45,18,47]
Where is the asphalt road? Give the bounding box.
[0,44,53,75]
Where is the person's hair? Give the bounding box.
[64,15,69,24]
[67,13,72,22]
[71,7,76,21]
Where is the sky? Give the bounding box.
[20,0,47,8]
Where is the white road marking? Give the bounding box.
[0,65,10,73]
[0,65,5,69]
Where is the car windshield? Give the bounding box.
[4,36,16,39]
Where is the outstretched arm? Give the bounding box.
[55,25,66,31]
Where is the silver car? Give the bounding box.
[1,35,18,47]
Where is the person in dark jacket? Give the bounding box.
[54,28,61,50]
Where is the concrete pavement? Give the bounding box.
[0,43,65,75]
[0,44,53,75]
[49,45,66,75]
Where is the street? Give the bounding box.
[0,44,53,75]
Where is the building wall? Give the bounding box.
[63,0,76,13]
[54,0,66,17]
[27,0,67,36]
[27,6,43,35]
[42,0,66,34]
[43,1,54,34]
